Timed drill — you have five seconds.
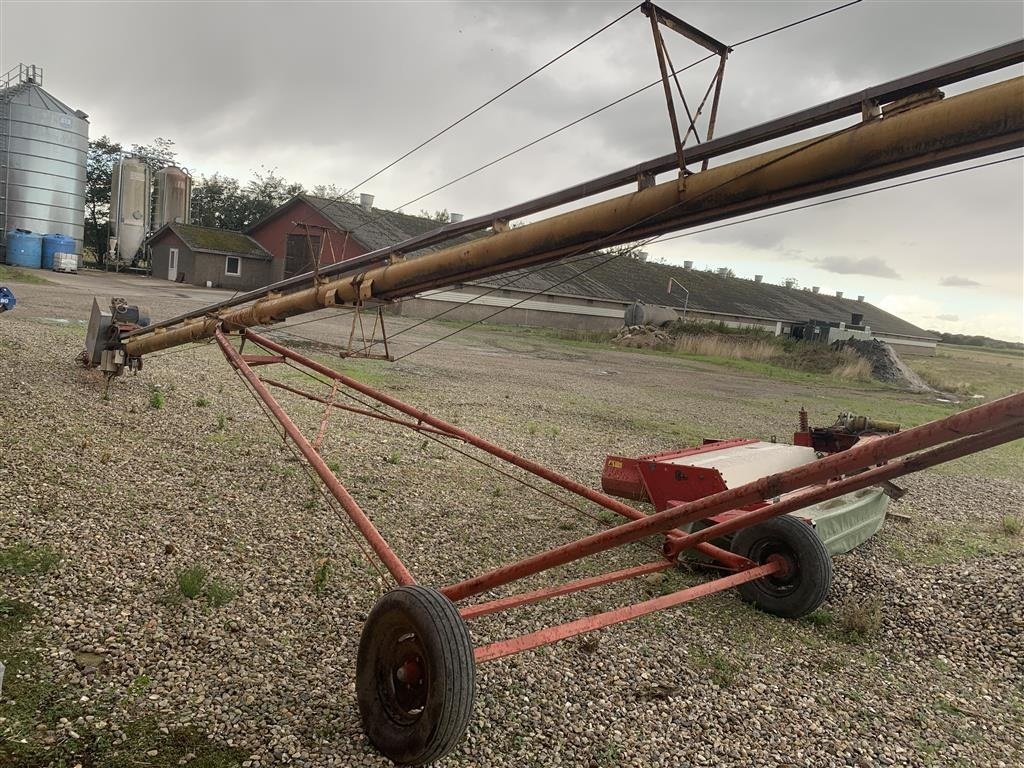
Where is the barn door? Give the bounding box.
[285,234,321,278]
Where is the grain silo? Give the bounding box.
[0,64,89,262]
[154,165,192,229]
[109,156,151,264]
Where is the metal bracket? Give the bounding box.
[641,2,732,175]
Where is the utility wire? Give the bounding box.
[298,0,865,258]
[389,147,1016,362]
[303,4,641,221]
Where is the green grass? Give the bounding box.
[1002,514,1022,536]
[888,521,1023,565]
[0,263,52,284]
[906,344,1023,399]
[177,565,208,598]
[194,396,211,407]
[313,559,333,594]
[149,384,166,409]
[0,542,60,575]
[205,578,236,608]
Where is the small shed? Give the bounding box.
[148,223,273,290]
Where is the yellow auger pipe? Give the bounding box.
[124,76,1023,359]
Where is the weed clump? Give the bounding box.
[1001,515,1022,536]
[148,384,166,409]
[838,597,883,642]
[0,542,60,575]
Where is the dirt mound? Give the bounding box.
[612,325,672,349]
[832,338,934,392]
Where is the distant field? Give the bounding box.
[907,343,1024,399]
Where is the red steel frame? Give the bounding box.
[214,327,1024,664]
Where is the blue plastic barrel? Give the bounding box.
[42,233,75,269]
[5,229,43,269]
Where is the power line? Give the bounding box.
[299,0,866,256]
[390,153,1021,362]
[648,154,1024,246]
[303,4,641,220]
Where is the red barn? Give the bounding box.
[247,194,454,281]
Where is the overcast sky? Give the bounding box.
[3,0,1022,340]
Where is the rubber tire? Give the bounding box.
[731,515,832,619]
[357,586,476,766]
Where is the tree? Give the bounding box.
[311,184,354,202]
[419,208,450,223]
[84,136,123,261]
[190,174,249,230]
[129,137,177,172]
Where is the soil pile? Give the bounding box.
[832,338,934,392]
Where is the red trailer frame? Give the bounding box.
[209,326,1024,765]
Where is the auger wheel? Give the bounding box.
[357,586,476,765]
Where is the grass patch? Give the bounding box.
[906,344,1024,399]
[889,521,1023,565]
[313,558,333,595]
[194,396,211,407]
[1002,515,1022,536]
[836,597,882,642]
[205,578,236,608]
[149,384,166,410]
[0,264,52,284]
[162,565,236,608]
[0,542,60,575]
[177,565,207,598]
[689,647,737,687]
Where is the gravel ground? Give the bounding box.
[1,273,1022,767]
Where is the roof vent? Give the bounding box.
[857,295,865,302]
[450,212,463,223]
[359,193,374,212]
[636,250,648,262]
[784,279,796,289]
[717,267,729,276]
[683,260,693,270]
[754,274,763,283]
[835,290,843,298]
[812,286,820,294]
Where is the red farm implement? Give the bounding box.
[79,30,1024,765]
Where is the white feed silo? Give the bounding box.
[0,64,89,262]
[154,165,192,229]
[109,156,151,263]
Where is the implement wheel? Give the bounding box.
[731,515,832,619]
[357,586,476,766]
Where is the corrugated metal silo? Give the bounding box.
[154,165,191,229]
[109,156,151,263]
[0,64,89,262]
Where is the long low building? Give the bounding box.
[392,253,939,356]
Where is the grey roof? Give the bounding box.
[151,223,271,260]
[469,254,937,340]
[247,195,478,254]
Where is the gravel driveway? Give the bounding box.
[1,273,1021,767]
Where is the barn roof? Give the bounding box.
[470,254,937,340]
[247,195,479,254]
[151,223,271,260]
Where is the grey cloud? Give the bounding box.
[812,256,901,279]
[939,275,983,287]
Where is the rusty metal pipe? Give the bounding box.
[239,330,746,567]
[214,329,415,586]
[442,393,1024,601]
[124,77,1024,358]
[460,559,673,620]
[261,377,455,438]
[665,421,1024,557]
[474,560,781,663]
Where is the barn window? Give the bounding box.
[225,256,241,276]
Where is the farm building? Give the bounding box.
[393,254,940,356]
[148,223,274,290]
[246,194,468,280]
[170,200,937,355]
